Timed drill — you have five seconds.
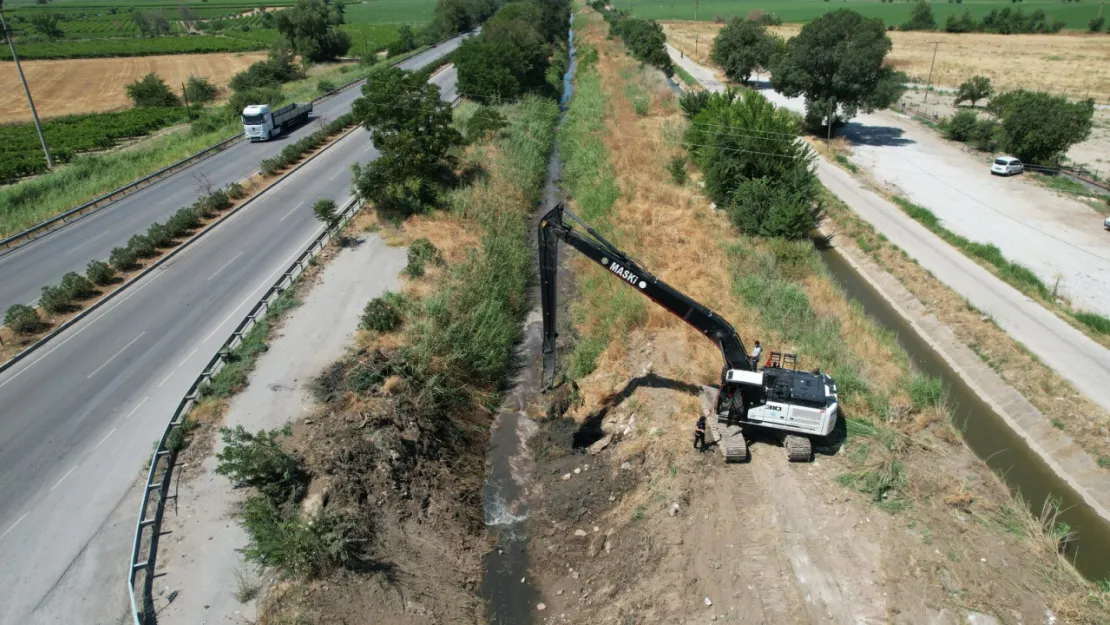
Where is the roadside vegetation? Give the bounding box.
[527,9,1108,622]
[227,63,561,625]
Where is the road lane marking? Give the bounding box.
[66,230,110,255]
[0,512,29,543]
[328,168,344,181]
[86,332,146,380]
[279,201,306,222]
[201,228,322,345]
[49,466,78,492]
[94,427,117,450]
[158,348,198,387]
[207,252,243,281]
[124,396,150,420]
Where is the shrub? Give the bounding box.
[125,72,179,107]
[226,181,246,199]
[317,78,337,94]
[989,90,1094,165]
[60,271,97,299]
[1090,16,1106,32]
[205,189,232,212]
[215,425,308,505]
[943,110,979,142]
[968,118,999,151]
[679,89,710,119]
[5,304,42,334]
[167,207,200,236]
[900,0,937,30]
[128,233,157,257]
[86,260,116,286]
[146,222,174,248]
[39,284,72,314]
[109,246,139,271]
[726,173,821,239]
[260,158,283,176]
[184,75,218,104]
[465,105,508,142]
[667,155,687,185]
[312,198,340,228]
[239,496,362,579]
[405,238,442,278]
[360,292,406,331]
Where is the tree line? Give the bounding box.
[589,1,672,76]
[898,0,1072,34]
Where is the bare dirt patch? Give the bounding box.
[0,52,267,122]
[662,21,1110,103]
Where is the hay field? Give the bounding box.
[0,52,267,123]
[662,21,1110,103]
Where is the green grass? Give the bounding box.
[890,196,1051,300]
[673,65,698,89]
[202,285,301,399]
[344,0,439,25]
[833,152,858,174]
[557,54,647,379]
[1033,172,1096,197]
[1071,311,1110,335]
[617,0,1098,29]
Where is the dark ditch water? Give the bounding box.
[480,14,577,625]
[818,241,1110,581]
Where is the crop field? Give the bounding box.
[345,0,439,25]
[0,52,267,122]
[622,0,1100,29]
[0,108,189,182]
[663,20,1110,102]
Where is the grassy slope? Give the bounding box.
[559,7,1107,620]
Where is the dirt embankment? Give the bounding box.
[0,52,266,122]
[522,11,1107,624]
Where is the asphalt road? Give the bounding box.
[0,64,459,625]
[0,33,469,311]
[667,46,1110,413]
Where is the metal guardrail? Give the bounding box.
[126,195,360,624]
[0,31,467,257]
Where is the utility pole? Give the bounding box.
[827,101,834,143]
[922,40,939,105]
[181,81,193,121]
[695,33,699,57]
[1,2,54,169]
[694,0,699,21]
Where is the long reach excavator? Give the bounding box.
[538,204,839,462]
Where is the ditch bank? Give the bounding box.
[479,12,577,625]
[818,234,1110,581]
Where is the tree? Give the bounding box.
[5,304,42,335]
[954,75,993,107]
[351,67,464,216]
[29,13,64,40]
[606,12,672,75]
[126,73,180,107]
[184,75,218,104]
[710,17,780,84]
[685,89,815,214]
[229,45,303,92]
[455,5,551,102]
[274,0,352,63]
[771,9,906,134]
[388,24,417,57]
[900,0,937,30]
[1089,15,1105,32]
[131,9,153,36]
[988,90,1094,164]
[945,9,975,32]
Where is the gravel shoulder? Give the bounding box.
[154,233,405,624]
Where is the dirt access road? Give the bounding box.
[667,46,1110,418]
[0,52,266,122]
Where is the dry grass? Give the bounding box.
[662,21,1110,102]
[0,52,269,123]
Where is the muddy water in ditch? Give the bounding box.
[818,242,1110,581]
[480,15,577,625]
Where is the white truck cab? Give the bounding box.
[242,104,275,142]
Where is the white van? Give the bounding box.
[991,156,1024,176]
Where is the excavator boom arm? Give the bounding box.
[539,204,749,387]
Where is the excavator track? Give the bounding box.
[784,435,812,463]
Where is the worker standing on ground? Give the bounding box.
[694,413,707,451]
[750,340,763,370]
